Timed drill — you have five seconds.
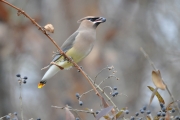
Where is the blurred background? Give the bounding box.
[0,0,180,119]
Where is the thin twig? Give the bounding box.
[51,106,95,114]
[140,47,157,71]
[98,75,119,86]
[102,86,113,93]
[0,0,102,99]
[19,81,24,120]
[79,89,94,101]
[94,66,114,84]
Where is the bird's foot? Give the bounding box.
[52,50,60,57]
[50,62,64,70]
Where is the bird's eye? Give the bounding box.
[87,18,98,22]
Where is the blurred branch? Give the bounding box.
[0,0,102,100]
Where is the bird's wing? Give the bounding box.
[51,31,79,62]
[61,31,79,52]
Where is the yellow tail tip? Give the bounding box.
[38,81,47,88]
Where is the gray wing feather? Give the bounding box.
[51,31,79,62]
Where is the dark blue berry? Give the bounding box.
[125,110,129,114]
[16,74,21,77]
[76,93,80,99]
[161,112,166,117]
[114,91,118,95]
[76,118,80,120]
[162,106,166,112]
[14,112,17,116]
[113,87,117,90]
[79,101,83,106]
[140,109,144,114]
[130,117,135,120]
[23,80,27,84]
[142,106,146,110]
[157,111,161,116]
[146,110,151,114]
[175,116,180,120]
[171,108,175,113]
[160,103,164,108]
[37,118,41,120]
[112,93,116,97]
[135,112,139,116]
[96,111,100,114]
[23,76,28,79]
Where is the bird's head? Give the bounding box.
[77,16,106,29]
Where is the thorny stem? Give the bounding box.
[140,47,180,114]
[0,0,102,100]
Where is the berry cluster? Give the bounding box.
[112,87,118,97]
[16,74,28,84]
[75,93,83,106]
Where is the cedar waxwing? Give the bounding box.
[38,16,106,88]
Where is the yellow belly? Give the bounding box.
[55,48,85,69]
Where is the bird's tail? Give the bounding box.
[38,65,60,88]
[38,80,47,88]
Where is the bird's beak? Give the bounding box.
[95,17,106,23]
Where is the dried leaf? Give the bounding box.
[96,106,113,120]
[166,100,180,110]
[166,101,174,110]
[147,116,151,120]
[148,86,165,104]
[102,97,109,108]
[152,70,166,90]
[101,97,115,115]
[154,116,160,120]
[65,108,75,120]
[44,24,54,33]
[115,108,126,119]
[149,87,158,105]
[103,115,110,119]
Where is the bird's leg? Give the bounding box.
[67,57,74,63]
[41,65,50,70]
[52,50,61,57]
[50,62,64,70]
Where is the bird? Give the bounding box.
[38,16,106,88]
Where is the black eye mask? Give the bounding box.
[87,18,99,22]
